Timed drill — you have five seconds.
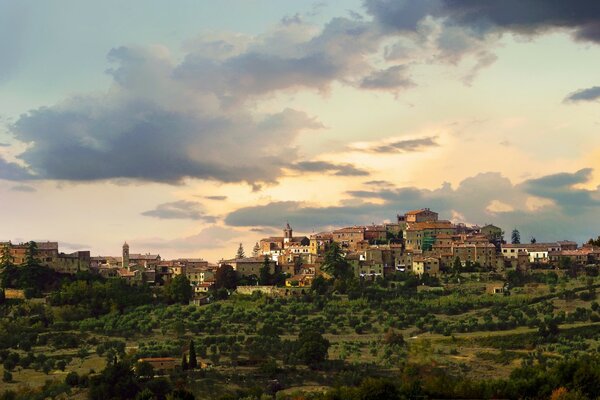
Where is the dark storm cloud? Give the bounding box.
[226,169,600,243]
[141,200,217,222]
[0,156,32,180]
[368,136,439,153]
[564,86,600,103]
[289,161,370,176]
[10,94,321,184]
[519,168,600,212]
[365,0,600,43]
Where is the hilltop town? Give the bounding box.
[2,208,600,399]
[2,208,599,301]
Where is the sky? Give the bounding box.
[1,0,600,262]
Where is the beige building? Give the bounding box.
[404,220,456,251]
[412,257,440,276]
[404,208,439,223]
[219,256,276,277]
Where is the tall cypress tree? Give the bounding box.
[181,353,188,371]
[188,340,197,369]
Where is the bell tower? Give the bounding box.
[122,241,130,271]
[283,222,293,244]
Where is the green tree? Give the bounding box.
[453,256,462,274]
[511,229,521,244]
[0,242,13,270]
[215,265,237,290]
[321,242,351,280]
[135,361,154,378]
[165,275,193,305]
[181,353,188,371]
[188,340,197,369]
[23,241,39,268]
[587,236,600,247]
[259,256,272,285]
[294,329,330,368]
[252,242,260,257]
[236,243,245,259]
[2,370,11,383]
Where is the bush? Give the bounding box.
[65,371,79,387]
[2,370,11,383]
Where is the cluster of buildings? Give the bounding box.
[2,208,600,296]
[249,208,600,285]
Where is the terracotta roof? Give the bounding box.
[405,208,436,215]
[407,221,455,230]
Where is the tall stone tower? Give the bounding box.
[283,222,293,245]
[122,241,130,271]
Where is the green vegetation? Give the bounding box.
[2,259,600,399]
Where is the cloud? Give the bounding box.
[141,200,217,222]
[364,180,394,187]
[10,184,36,192]
[226,169,600,243]
[204,195,228,201]
[0,156,32,180]
[0,143,10,147]
[365,1,600,43]
[359,65,415,90]
[289,161,370,176]
[564,86,600,103]
[519,168,600,212]
[353,136,439,153]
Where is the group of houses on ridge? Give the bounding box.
[2,208,600,299]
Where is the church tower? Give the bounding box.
[122,241,130,271]
[283,222,293,245]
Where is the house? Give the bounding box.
[412,257,440,276]
[0,241,90,274]
[219,257,276,277]
[332,227,366,251]
[259,223,309,262]
[285,273,314,287]
[137,358,177,373]
[486,282,506,295]
[309,232,333,255]
[501,244,529,259]
[404,220,456,251]
[404,208,439,223]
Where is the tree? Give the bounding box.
[236,243,245,259]
[215,265,237,290]
[165,274,193,304]
[252,242,260,257]
[188,340,198,369]
[587,236,600,247]
[135,361,154,378]
[65,371,79,387]
[181,353,188,371]
[259,256,272,285]
[321,242,351,280]
[531,237,537,244]
[2,370,11,383]
[0,242,13,270]
[23,241,39,268]
[453,256,462,274]
[511,229,521,244]
[294,329,330,368]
